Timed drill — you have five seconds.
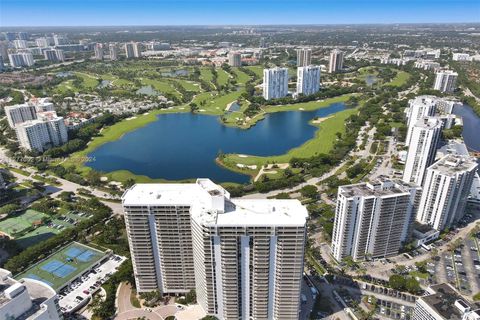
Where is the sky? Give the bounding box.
[0,0,479,27]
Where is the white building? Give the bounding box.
[412,283,475,320]
[263,67,289,100]
[0,268,61,320]
[109,43,118,60]
[16,112,68,153]
[228,51,241,67]
[434,70,458,93]
[13,39,28,49]
[452,53,471,61]
[402,117,442,186]
[125,42,141,58]
[8,52,34,68]
[44,49,64,62]
[4,103,38,127]
[296,65,321,96]
[331,178,421,261]
[122,179,308,319]
[416,154,478,231]
[133,42,142,58]
[405,96,437,146]
[296,48,312,67]
[53,34,67,46]
[35,37,50,48]
[328,49,344,73]
[94,43,103,60]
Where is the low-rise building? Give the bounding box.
[0,268,61,320]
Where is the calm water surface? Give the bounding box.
[453,104,480,152]
[87,102,346,183]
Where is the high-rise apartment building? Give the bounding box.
[434,70,458,93]
[133,42,142,58]
[17,32,28,40]
[122,179,308,319]
[44,49,64,62]
[263,67,289,100]
[8,52,34,68]
[296,65,321,96]
[296,48,312,67]
[94,43,103,60]
[402,117,442,186]
[412,283,478,320]
[416,154,478,231]
[405,96,437,146]
[5,99,55,128]
[331,178,421,261]
[53,34,68,46]
[125,42,141,58]
[0,41,8,60]
[4,32,16,41]
[228,51,241,67]
[0,268,61,320]
[15,113,68,153]
[13,39,28,49]
[4,103,37,127]
[328,49,344,73]
[36,37,49,47]
[109,43,118,60]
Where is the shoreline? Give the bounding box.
[67,94,356,183]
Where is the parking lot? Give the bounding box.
[431,232,480,296]
[58,254,126,314]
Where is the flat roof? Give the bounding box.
[192,198,308,227]
[429,154,478,176]
[421,284,467,320]
[122,183,201,206]
[339,178,416,198]
[123,180,308,227]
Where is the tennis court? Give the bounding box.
[0,209,47,236]
[16,242,107,291]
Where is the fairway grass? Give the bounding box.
[386,70,411,87]
[221,107,358,171]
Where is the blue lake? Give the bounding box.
[87,102,347,183]
[454,104,480,152]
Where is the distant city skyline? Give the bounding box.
[0,0,479,27]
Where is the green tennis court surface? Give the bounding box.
[16,242,107,291]
[0,209,47,236]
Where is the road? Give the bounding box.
[242,124,376,199]
[0,148,124,215]
[115,282,181,320]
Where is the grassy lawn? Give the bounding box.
[195,91,243,115]
[231,68,251,84]
[244,66,264,78]
[75,72,100,89]
[138,78,181,98]
[386,70,410,87]
[173,79,202,92]
[221,107,358,170]
[217,69,231,86]
[200,68,214,82]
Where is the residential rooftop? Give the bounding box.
[429,154,478,176]
[339,178,417,198]
[421,283,469,320]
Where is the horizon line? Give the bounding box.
[1,22,479,29]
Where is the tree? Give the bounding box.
[389,274,406,291]
[0,203,21,217]
[405,277,421,294]
[300,185,318,199]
